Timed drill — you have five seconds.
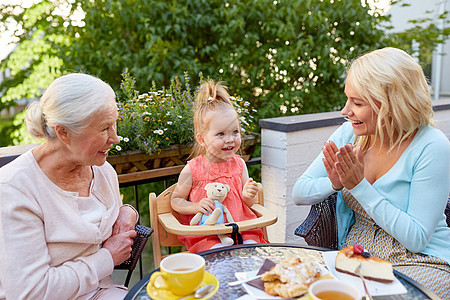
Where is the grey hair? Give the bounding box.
[26,73,116,139]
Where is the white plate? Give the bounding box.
[234,262,333,300]
[322,251,407,296]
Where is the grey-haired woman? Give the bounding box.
[0,73,138,299]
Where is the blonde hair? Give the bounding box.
[190,79,239,158]
[347,47,434,152]
[25,73,115,139]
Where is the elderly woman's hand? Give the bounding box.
[112,205,138,235]
[103,230,137,266]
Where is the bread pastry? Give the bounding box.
[335,244,394,283]
[261,257,322,298]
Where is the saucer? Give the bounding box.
[146,271,219,300]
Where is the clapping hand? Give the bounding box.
[334,143,364,190]
[323,141,364,190]
[322,141,344,189]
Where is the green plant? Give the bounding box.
[2,1,448,146]
[110,70,257,155]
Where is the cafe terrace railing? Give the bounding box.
[1,98,450,246]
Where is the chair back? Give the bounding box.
[294,193,338,250]
[445,197,450,227]
[150,182,274,268]
[149,184,182,268]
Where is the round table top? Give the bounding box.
[125,243,438,300]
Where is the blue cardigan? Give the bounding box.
[292,122,450,264]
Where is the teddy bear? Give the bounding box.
[189,182,234,246]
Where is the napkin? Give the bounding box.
[246,258,276,290]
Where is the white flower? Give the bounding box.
[244,101,250,107]
[178,115,183,119]
[124,137,129,142]
[143,112,151,115]
[118,136,123,141]
[138,95,144,99]
[116,145,122,151]
[154,129,164,135]
[167,121,173,125]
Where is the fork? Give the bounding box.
[355,264,373,300]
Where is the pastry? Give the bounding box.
[335,244,394,283]
[261,257,322,298]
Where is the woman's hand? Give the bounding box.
[335,144,365,189]
[322,141,343,189]
[112,205,138,235]
[103,229,137,266]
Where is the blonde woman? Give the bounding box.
[292,47,450,298]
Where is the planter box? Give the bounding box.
[107,133,259,184]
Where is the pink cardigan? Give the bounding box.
[0,150,122,299]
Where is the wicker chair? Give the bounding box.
[294,193,339,250]
[295,194,450,250]
[114,224,154,287]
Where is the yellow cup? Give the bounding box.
[308,279,361,300]
[149,253,205,296]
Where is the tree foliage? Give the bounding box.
[0,0,448,145]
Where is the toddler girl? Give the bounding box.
[171,80,267,252]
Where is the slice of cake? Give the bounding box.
[335,244,394,283]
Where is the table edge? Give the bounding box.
[124,243,439,300]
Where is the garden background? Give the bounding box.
[0,0,449,285]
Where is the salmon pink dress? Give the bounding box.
[178,155,267,252]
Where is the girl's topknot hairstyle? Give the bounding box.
[191,79,239,158]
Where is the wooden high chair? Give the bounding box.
[149,182,277,268]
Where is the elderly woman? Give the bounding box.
[292,47,450,298]
[0,73,138,299]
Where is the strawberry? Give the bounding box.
[353,244,364,255]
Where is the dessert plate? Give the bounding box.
[234,261,334,299]
[146,271,219,300]
[322,251,407,296]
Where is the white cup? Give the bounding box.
[308,279,361,300]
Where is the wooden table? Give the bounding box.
[124,243,439,300]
